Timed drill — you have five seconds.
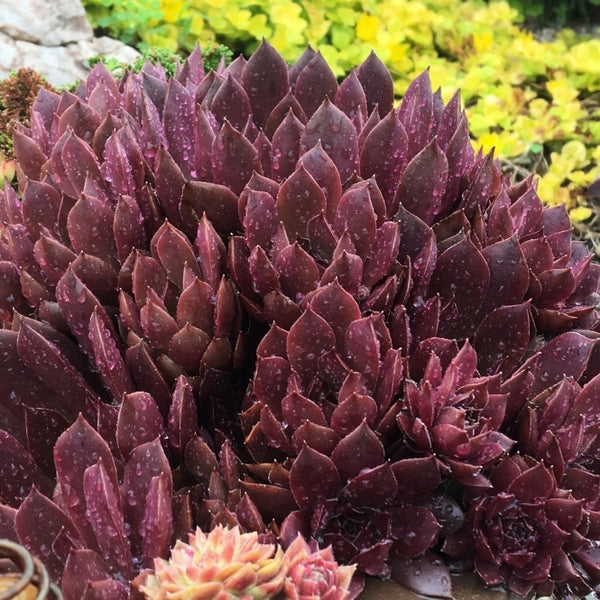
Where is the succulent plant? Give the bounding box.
[444,455,600,599]
[281,534,356,600]
[140,525,286,600]
[0,39,598,600]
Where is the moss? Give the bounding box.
[0,68,55,158]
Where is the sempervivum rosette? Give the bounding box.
[0,38,598,600]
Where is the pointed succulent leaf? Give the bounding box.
[184,434,218,487]
[243,189,280,251]
[166,376,198,460]
[62,549,112,600]
[391,456,441,501]
[17,321,100,420]
[24,406,69,478]
[214,276,237,338]
[256,322,288,358]
[181,180,241,237]
[331,421,384,482]
[212,121,262,195]
[53,131,104,198]
[263,289,303,329]
[459,152,502,218]
[57,99,102,144]
[287,306,335,387]
[374,349,405,414]
[176,276,214,333]
[330,394,378,439]
[566,372,600,430]
[112,194,147,264]
[343,462,398,507]
[296,143,341,224]
[271,109,304,182]
[248,244,280,297]
[210,72,252,131]
[274,242,319,301]
[442,116,474,208]
[169,322,211,371]
[89,308,134,402]
[281,391,327,429]
[122,438,172,555]
[83,459,133,579]
[531,332,596,396]
[310,281,361,349]
[354,51,393,117]
[264,90,307,139]
[481,235,530,310]
[163,78,197,179]
[53,415,118,547]
[153,221,201,290]
[0,431,52,506]
[0,183,24,226]
[321,250,363,296]
[508,461,555,503]
[101,128,139,200]
[242,39,289,128]
[290,445,342,509]
[16,487,80,581]
[12,129,47,181]
[305,211,337,263]
[130,253,167,307]
[333,183,377,259]
[362,221,402,288]
[260,405,294,454]
[360,109,408,210]
[395,139,449,225]
[140,296,180,352]
[335,68,368,122]
[294,52,338,119]
[473,303,532,375]
[81,576,128,600]
[239,481,297,523]
[21,180,62,240]
[116,391,165,459]
[390,507,440,558]
[428,235,490,336]
[435,90,461,151]
[67,194,117,266]
[153,147,185,228]
[397,71,433,160]
[344,315,382,390]
[192,214,226,291]
[141,472,174,568]
[292,421,340,456]
[253,356,291,419]
[301,98,359,183]
[276,164,326,240]
[0,261,26,320]
[537,268,577,307]
[125,341,173,417]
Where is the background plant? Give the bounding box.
[81,0,600,229]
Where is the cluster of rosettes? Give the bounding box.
[0,41,599,600]
[140,525,355,600]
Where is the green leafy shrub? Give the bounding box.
[498,0,600,25]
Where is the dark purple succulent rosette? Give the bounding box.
[0,39,598,600]
[445,455,600,598]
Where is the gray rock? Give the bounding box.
[0,0,93,46]
[0,0,139,86]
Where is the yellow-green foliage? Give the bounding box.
[83,0,600,220]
